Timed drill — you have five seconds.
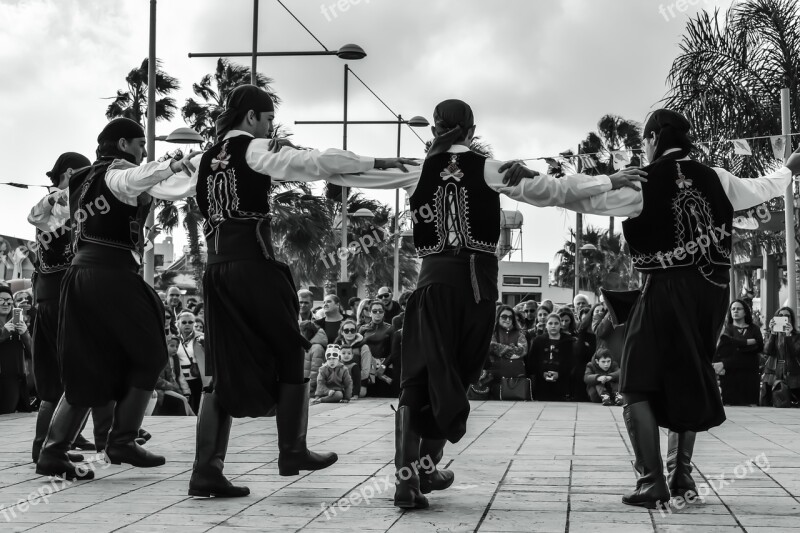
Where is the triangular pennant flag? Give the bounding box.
[770,135,787,161]
[732,215,760,231]
[579,155,597,169]
[610,150,632,170]
[732,139,752,156]
[544,157,560,168]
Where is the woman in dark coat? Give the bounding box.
[713,300,763,406]
[0,286,32,414]
[526,313,574,401]
[359,300,397,397]
[761,307,800,406]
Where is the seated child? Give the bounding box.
[312,344,353,404]
[584,349,622,406]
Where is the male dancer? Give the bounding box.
[146,85,422,498]
[27,152,97,464]
[36,118,193,480]
[556,109,800,508]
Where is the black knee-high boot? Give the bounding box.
[104,388,165,467]
[418,438,454,494]
[394,406,428,509]
[667,431,697,499]
[32,400,84,463]
[36,397,94,480]
[621,401,670,509]
[276,381,337,476]
[188,391,249,497]
[91,401,115,452]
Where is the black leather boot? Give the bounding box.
[276,381,338,476]
[667,431,698,499]
[32,401,85,463]
[418,438,454,495]
[621,401,670,509]
[104,388,165,467]
[91,401,115,453]
[188,392,249,497]
[35,397,94,480]
[394,406,429,509]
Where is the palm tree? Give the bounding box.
[182,59,279,148]
[552,225,635,294]
[579,115,643,236]
[105,58,180,125]
[155,195,205,295]
[664,0,800,294]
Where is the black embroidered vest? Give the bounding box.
[622,157,733,282]
[35,224,73,275]
[196,135,273,257]
[410,151,499,257]
[69,158,149,257]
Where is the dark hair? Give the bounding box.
[399,291,413,307]
[644,109,695,161]
[725,299,753,326]
[774,306,796,334]
[595,349,612,361]
[348,297,360,307]
[557,308,577,335]
[96,138,138,159]
[494,304,520,338]
[299,320,319,341]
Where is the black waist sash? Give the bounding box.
[207,219,275,265]
[417,250,498,303]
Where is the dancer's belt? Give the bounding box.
[207,218,276,265]
[418,250,498,303]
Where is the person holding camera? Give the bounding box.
[0,286,32,415]
[761,307,800,407]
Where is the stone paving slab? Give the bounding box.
[0,401,798,532]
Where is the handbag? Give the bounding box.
[772,380,794,408]
[467,384,490,401]
[499,377,533,401]
[489,357,527,379]
[181,341,202,378]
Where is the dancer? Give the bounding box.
[145,85,424,498]
[36,118,193,480]
[559,109,800,508]
[291,99,647,509]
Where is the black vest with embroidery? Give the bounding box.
[36,223,73,275]
[69,158,149,256]
[196,135,273,253]
[622,157,733,281]
[410,151,499,257]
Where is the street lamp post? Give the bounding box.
[295,114,428,292]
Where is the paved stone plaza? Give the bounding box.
[0,400,798,532]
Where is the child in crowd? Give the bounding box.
[312,344,353,404]
[526,313,573,401]
[584,349,622,406]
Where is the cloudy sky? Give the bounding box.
[0,0,734,269]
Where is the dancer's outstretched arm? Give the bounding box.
[27,189,70,232]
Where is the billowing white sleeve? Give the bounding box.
[325,167,421,195]
[714,166,792,211]
[27,190,70,232]
[483,159,613,206]
[147,153,203,201]
[246,142,375,181]
[560,188,644,217]
[105,160,177,205]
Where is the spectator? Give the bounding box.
[13,290,36,333]
[297,289,315,322]
[334,319,373,399]
[175,311,206,413]
[0,286,32,414]
[558,308,578,337]
[573,294,591,315]
[520,300,539,330]
[576,303,604,374]
[193,317,205,335]
[529,307,549,338]
[164,307,178,336]
[157,291,167,306]
[155,337,194,416]
[356,299,373,329]
[315,294,345,344]
[595,305,624,366]
[526,313,573,401]
[713,300,763,406]
[359,300,396,397]
[194,303,205,322]
[376,286,402,325]
[584,349,622,405]
[346,297,361,320]
[312,344,352,404]
[166,286,184,316]
[485,305,528,391]
[540,299,554,314]
[391,291,413,331]
[299,320,328,395]
[186,297,199,313]
[760,307,800,406]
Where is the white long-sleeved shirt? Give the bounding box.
[561,157,793,218]
[27,189,69,233]
[149,135,616,207]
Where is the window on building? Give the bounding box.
[502,275,541,287]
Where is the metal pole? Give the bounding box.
[781,88,796,314]
[573,146,582,298]
[143,0,157,286]
[251,0,258,84]
[393,116,402,295]
[340,65,349,283]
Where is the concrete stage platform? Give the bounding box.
[0,400,798,532]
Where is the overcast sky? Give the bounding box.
[0,0,734,268]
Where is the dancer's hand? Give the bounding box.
[498,160,538,186]
[373,158,420,172]
[268,137,301,153]
[608,168,648,191]
[785,145,800,175]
